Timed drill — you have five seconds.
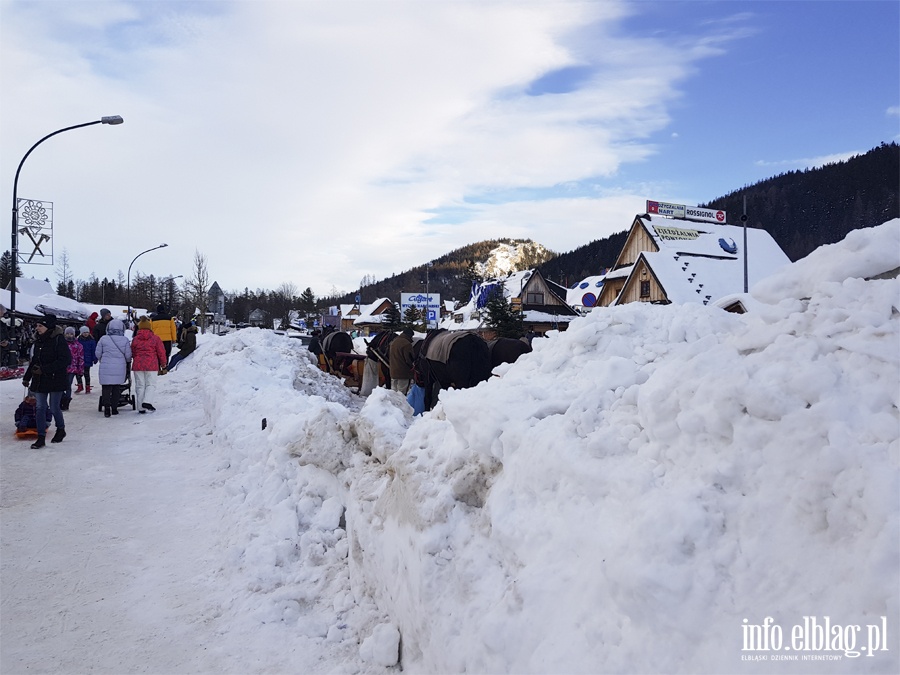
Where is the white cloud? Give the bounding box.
[0,0,738,297]
[754,151,864,171]
[887,105,900,117]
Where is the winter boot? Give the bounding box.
[75,384,84,394]
[85,385,92,394]
[111,407,119,416]
[51,428,66,443]
[142,403,156,412]
[104,406,111,418]
[31,436,46,449]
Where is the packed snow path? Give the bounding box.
[1,395,232,672]
[0,369,386,675]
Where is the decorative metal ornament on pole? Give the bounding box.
[7,115,124,346]
[127,244,168,324]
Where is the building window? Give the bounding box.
[640,280,651,298]
[525,291,544,305]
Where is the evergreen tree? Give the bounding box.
[381,302,402,330]
[298,287,318,329]
[484,287,524,338]
[402,305,422,330]
[1,251,22,290]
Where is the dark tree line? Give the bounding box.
[702,141,899,261]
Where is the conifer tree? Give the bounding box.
[484,287,524,338]
[1,251,22,290]
[298,287,318,329]
[381,302,403,330]
[402,305,422,330]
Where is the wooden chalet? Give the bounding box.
[597,214,790,308]
[449,268,579,337]
[351,298,396,335]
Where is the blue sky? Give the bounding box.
[1,0,897,297]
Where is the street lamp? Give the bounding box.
[7,115,124,345]
[127,244,168,323]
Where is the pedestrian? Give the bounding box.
[21,314,71,448]
[388,327,415,394]
[167,319,198,371]
[131,316,166,414]
[75,326,97,394]
[61,326,84,410]
[0,305,15,368]
[150,304,178,359]
[93,308,113,341]
[14,393,52,434]
[308,329,323,357]
[95,318,132,417]
[86,311,99,333]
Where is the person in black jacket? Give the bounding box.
[92,308,113,342]
[21,314,71,448]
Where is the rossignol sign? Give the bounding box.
[647,200,726,224]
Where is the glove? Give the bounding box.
[22,379,30,388]
[158,368,168,376]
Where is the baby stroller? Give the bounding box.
[97,363,136,413]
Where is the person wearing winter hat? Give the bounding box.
[60,326,84,411]
[93,308,113,341]
[21,314,71,448]
[95,318,132,417]
[150,303,178,359]
[388,327,415,394]
[166,319,198,371]
[75,326,97,393]
[131,316,166,414]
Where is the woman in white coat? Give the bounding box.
[94,318,132,417]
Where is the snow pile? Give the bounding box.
[168,328,394,668]
[159,220,896,674]
[345,220,899,673]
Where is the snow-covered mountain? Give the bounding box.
[474,240,554,279]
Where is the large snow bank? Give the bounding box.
[345,220,899,673]
[173,221,897,674]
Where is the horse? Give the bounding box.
[488,336,532,368]
[415,329,492,411]
[320,329,356,378]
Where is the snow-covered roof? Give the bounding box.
[617,215,791,306]
[642,214,787,264]
[352,298,392,325]
[566,275,606,307]
[1,277,138,322]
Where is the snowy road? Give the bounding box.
[0,373,374,675]
[1,380,241,673]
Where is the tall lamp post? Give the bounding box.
[127,244,168,323]
[7,115,124,345]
